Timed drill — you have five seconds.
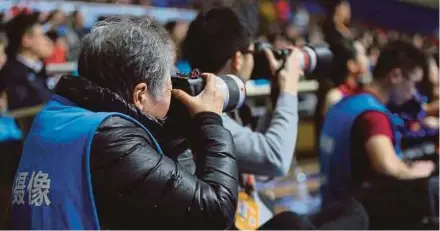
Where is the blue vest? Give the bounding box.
[10,95,162,230]
[319,93,403,205]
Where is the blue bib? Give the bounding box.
[10,95,162,230]
[319,93,403,205]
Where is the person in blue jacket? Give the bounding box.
[319,40,438,229]
[8,16,239,230]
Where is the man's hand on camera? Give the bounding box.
[264,46,304,95]
[172,73,224,116]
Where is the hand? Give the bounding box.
[422,116,439,129]
[264,46,304,95]
[172,73,224,117]
[409,160,435,178]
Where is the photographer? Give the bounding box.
[9,17,238,230]
[182,7,300,227]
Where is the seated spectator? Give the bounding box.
[44,30,67,64]
[66,10,87,62]
[0,13,54,110]
[0,31,22,229]
[322,40,370,114]
[323,0,353,46]
[319,40,438,229]
[0,32,22,143]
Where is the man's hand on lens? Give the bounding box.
[264,46,304,95]
[172,73,224,116]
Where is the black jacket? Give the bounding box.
[0,58,51,110]
[54,76,239,230]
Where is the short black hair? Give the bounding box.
[373,40,426,80]
[4,13,40,56]
[329,39,356,85]
[182,7,252,73]
[46,30,59,43]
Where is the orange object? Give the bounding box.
[234,192,260,230]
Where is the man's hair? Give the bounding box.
[329,39,356,85]
[373,40,426,80]
[182,7,252,73]
[4,13,40,56]
[78,16,174,101]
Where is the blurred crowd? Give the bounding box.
[0,0,438,229]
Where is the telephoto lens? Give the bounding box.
[252,41,333,79]
[170,70,246,111]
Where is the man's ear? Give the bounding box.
[132,82,148,111]
[232,51,243,72]
[388,68,403,84]
[346,59,358,74]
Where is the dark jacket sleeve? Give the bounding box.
[90,112,238,230]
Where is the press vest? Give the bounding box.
[319,93,403,205]
[9,95,162,230]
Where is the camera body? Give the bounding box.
[163,71,246,139]
[252,42,333,79]
[171,71,246,111]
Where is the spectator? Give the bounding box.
[43,9,66,34]
[319,40,438,228]
[322,40,370,114]
[0,13,54,110]
[0,31,22,229]
[323,0,352,46]
[66,10,87,61]
[44,30,67,64]
[9,16,238,230]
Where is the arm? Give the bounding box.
[90,113,238,230]
[222,92,298,176]
[358,112,433,180]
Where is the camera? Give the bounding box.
[171,70,246,111]
[163,70,246,139]
[251,42,333,79]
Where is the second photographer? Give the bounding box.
[182,7,300,228]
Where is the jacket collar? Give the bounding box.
[54,75,163,137]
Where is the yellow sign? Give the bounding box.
[234,192,260,230]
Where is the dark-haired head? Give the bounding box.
[326,0,351,24]
[4,13,53,58]
[328,39,370,86]
[373,40,426,106]
[182,7,253,81]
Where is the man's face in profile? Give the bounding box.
[23,25,54,59]
[237,43,255,82]
[389,67,423,106]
